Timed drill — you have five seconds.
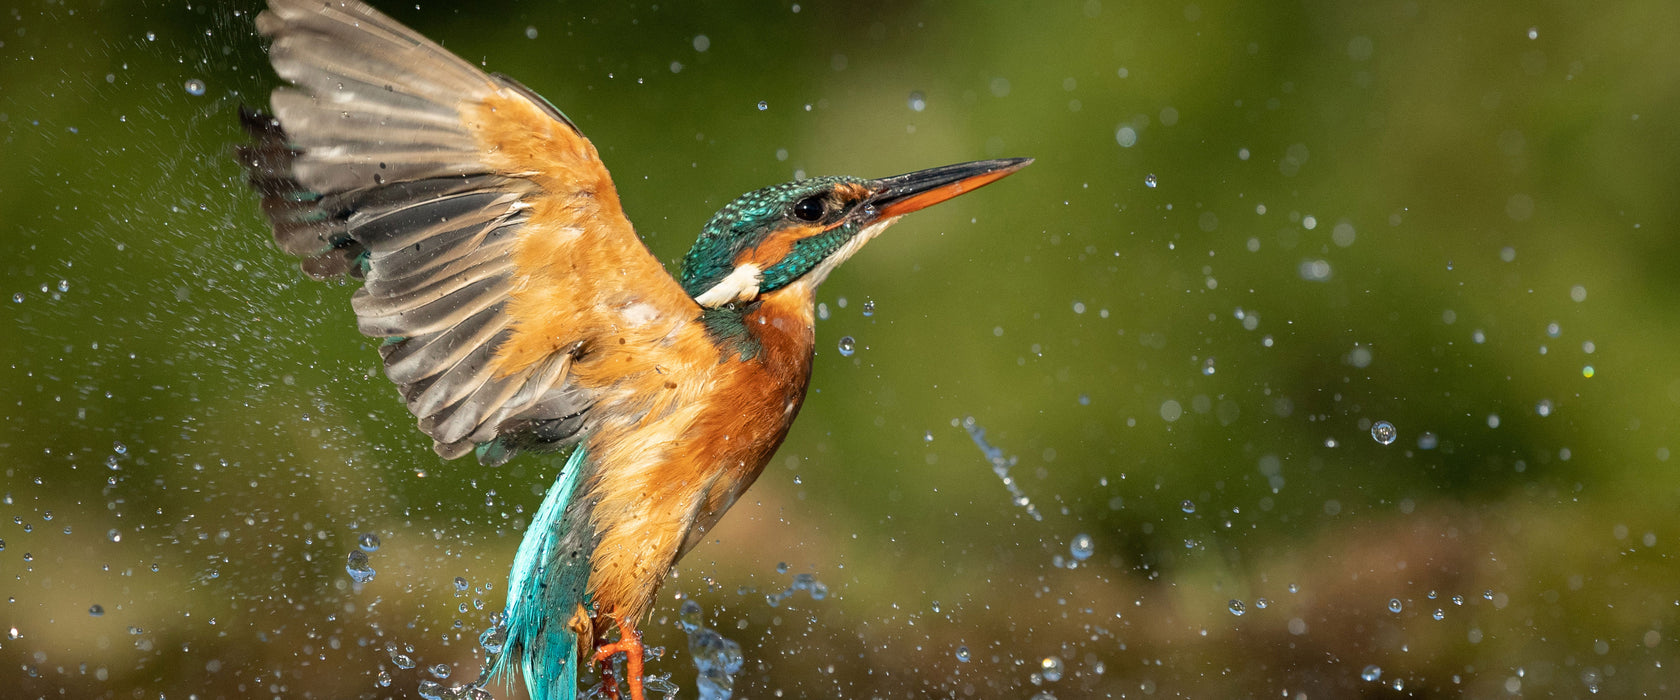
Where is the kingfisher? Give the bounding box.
[237,1,1030,699]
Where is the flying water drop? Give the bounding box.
[1228,599,1246,616]
[1068,533,1094,561]
[1371,421,1397,445]
[837,336,856,357]
[908,91,926,112]
[1144,173,1159,188]
[357,532,381,552]
[184,79,206,96]
[346,551,376,583]
[1040,656,1064,682]
[1362,664,1382,682]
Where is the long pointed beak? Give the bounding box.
[864,157,1033,220]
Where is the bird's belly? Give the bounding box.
[582,362,808,623]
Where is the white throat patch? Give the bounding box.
[804,216,900,288]
[694,263,763,308]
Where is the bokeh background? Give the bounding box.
[5,0,1680,698]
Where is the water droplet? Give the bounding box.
[112,441,127,455]
[377,670,393,687]
[1361,664,1382,682]
[11,293,22,303]
[479,624,507,655]
[453,576,468,592]
[955,645,971,662]
[184,79,205,96]
[56,280,68,292]
[861,299,875,316]
[1536,399,1553,417]
[837,336,856,357]
[417,680,444,699]
[88,604,104,617]
[1069,533,1094,561]
[1201,358,1216,375]
[1371,420,1397,445]
[1040,656,1064,682]
[1228,599,1246,616]
[346,551,376,583]
[1433,608,1445,620]
[1527,27,1539,40]
[907,91,926,112]
[357,532,380,552]
[756,100,768,111]
[1144,173,1158,188]
[525,26,538,39]
[1180,499,1196,514]
[429,663,451,679]
[106,529,121,543]
[1388,598,1403,613]
[678,598,703,633]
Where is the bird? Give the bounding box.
[236,1,1029,699]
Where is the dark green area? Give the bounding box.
[4,1,1680,698]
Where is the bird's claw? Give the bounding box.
[592,621,646,700]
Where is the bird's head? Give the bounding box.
[679,158,1032,308]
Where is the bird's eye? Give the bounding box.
[792,196,826,222]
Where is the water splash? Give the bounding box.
[678,599,743,700]
[766,572,829,607]
[963,416,1043,521]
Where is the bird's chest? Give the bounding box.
[580,295,814,618]
[679,305,816,540]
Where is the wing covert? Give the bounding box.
[240,0,711,463]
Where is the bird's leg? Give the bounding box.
[592,617,646,700]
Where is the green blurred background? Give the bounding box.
[5,0,1680,697]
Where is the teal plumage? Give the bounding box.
[493,446,596,700]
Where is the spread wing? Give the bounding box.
[239,0,714,464]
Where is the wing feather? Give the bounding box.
[241,0,712,463]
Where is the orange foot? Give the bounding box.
[592,618,645,700]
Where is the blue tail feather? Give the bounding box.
[493,447,596,700]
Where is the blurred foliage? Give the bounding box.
[4,0,1680,698]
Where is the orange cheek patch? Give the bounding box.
[734,225,823,269]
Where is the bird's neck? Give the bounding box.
[697,282,817,367]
